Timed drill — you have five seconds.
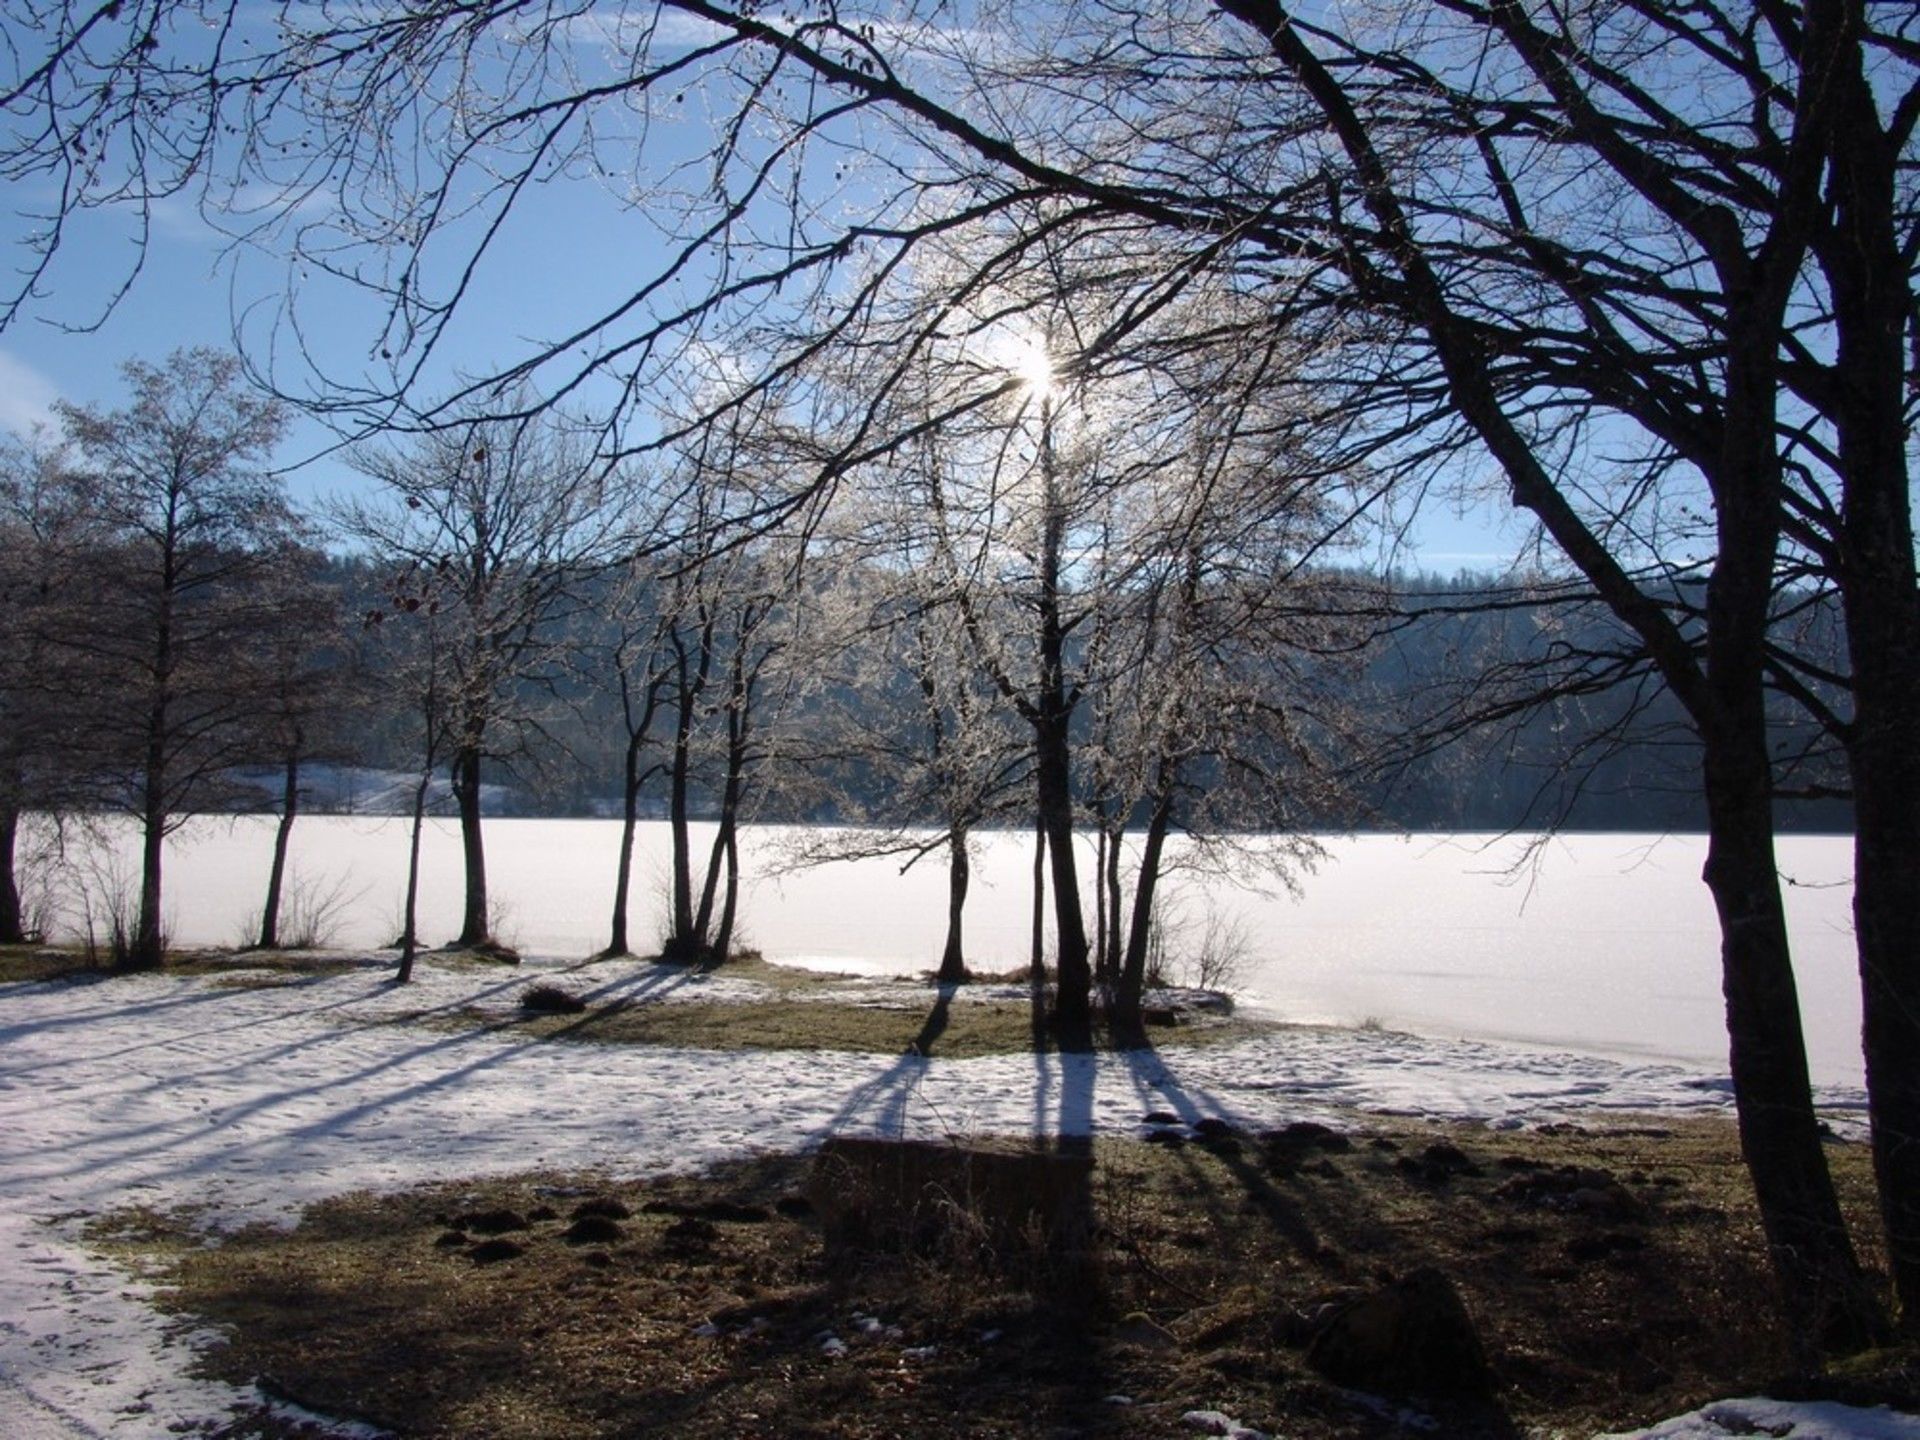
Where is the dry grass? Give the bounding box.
[0,944,102,983]
[394,951,1261,1057]
[3,945,1254,1056]
[90,1118,1915,1440]
[482,988,1259,1059]
[0,945,373,985]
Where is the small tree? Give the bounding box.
[339,413,626,955]
[242,561,358,950]
[598,552,677,959]
[780,501,1030,984]
[653,532,793,966]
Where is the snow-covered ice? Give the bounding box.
[0,950,1901,1438]
[40,819,1870,1084]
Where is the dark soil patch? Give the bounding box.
[452,1208,529,1236]
[521,983,588,1015]
[571,1197,632,1222]
[562,1215,625,1245]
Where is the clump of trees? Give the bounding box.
[0,351,314,967]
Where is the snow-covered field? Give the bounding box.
[0,950,1910,1439]
[35,817,1866,1083]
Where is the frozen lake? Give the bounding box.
[33,816,1865,1088]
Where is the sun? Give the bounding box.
[979,326,1057,400]
[1007,336,1056,399]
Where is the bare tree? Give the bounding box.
[240,560,359,950]
[1195,0,1893,1345]
[650,478,801,966]
[598,551,678,960]
[911,330,1103,1041]
[781,462,1031,983]
[376,572,450,986]
[338,413,626,956]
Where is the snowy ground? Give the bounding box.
[0,952,1911,1439]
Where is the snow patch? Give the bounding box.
[1598,1397,1920,1439]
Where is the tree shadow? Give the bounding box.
[907,982,956,1057]
[1107,1037,1524,1439]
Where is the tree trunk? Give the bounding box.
[129,767,167,971]
[1030,811,1046,976]
[694,816,725,949]
[1116,786,1175,1031]
[937,823,969,984]
[450,745,489,948]
[396,765,432,985]
[606,664,665,960]
[0,803,25,946]
[711,823,742,962]
[1701,734,1880,1354]
[258,751,300,949]
[1035,708,1092,1046]
[695,681,749,963]
[665,673,698,961]
[1092,822,1108,982]
[606,729,645,957]
[1851,684,1920,1330]
[1820,53,1920,1327]
[1034,403,1090,1043]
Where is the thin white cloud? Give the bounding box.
[0,350,61,437]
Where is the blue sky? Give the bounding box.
[0,204,1530,575]
[0,14,1531,574]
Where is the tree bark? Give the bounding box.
[258,751,300,949]
[1102,820,1124,988]
[450,744,490,948]
[607,729,645,957]
[0,804,24,946]
[1030,812,1046,976]
[1035,708,1092,1045]
[663,628,710,963]
[1092,822,1108,982]
[666,691,696,959]
[0,803,26,947]
[1117,784,1175,1031]
[711,822,742,962]
[128,597,172,971]
[1849,663,1920,1329]
[606,664,665,959]
[130,759,167,971]
[1821,44,1920,1326]
[1034,404,1091,1045]
[396,764,432,985]
[695,660,751,963]
[1701,729,1880,1354]
[937,823,969,983]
